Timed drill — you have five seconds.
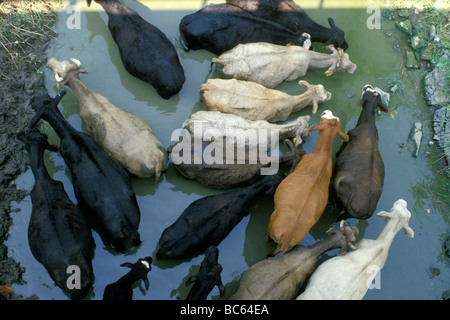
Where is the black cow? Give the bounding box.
[156,172,284,260]
[103,256,152,300]
[333,85,388,220]
[18,128,94,300]
[29,91,141,253]
[179,3,309,55]
[226,0,348,50]
[87,0,185,99]
[185,246,225,300]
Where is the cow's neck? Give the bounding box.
[96,0,134,17]
[116,270,144,289]
[242,175,277,200]
[356,101,376,126]
[66,77,102,118]
[291,92,314,112]
[308,52,336,70]
[306,229,346,257]
[29,145,52,184]
[67,77,92,102]
[312,130,336,156]
[95,0,120,12]
[278,121,303,140]
[302,24,331,43]
[41,105,77,139]
[375,217,403,246]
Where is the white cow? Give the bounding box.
[212,43,357,88]
[297,199,414,300]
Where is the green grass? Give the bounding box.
[0,0,63,66]
[384,0,449,81]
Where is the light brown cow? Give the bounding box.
[47,58,168,182]
[267,110,349,255]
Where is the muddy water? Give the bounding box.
[7,0,449,300]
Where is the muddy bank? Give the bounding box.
[0,0,61,299]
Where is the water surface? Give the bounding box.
[7,0,449,300]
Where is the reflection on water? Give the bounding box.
[6,0,449,300]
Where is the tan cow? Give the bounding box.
[200,78,332,121]
[47,58,168,182]
[267,110,349,255]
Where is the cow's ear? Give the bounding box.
[328,17,335,28]
[308,125,320,132]
[143,277,150,290]
[379,102,389,113]
[338,130,350,142]
[121,262,134,268]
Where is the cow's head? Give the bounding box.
[299,80,332,114]
[324,18,348,51]
[47,58,88,88]
[29,91,67,128]
[308,110,349,142]
[361,85,389,113]
[324,45,357,76]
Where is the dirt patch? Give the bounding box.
[0,0,62,299]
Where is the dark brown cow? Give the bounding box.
[169,139,304,189]
[332,85,388,220]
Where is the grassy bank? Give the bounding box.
[381,0,449,213]
[0,0,62,67]
[385,0,449,75]
[384,0,449,174]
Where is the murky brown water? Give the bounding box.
[7,0,449,300]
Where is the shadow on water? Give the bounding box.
[5,1,449,300]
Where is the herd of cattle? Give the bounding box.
[17,0,415,300]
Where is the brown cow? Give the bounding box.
[332,85,388,220]
[267,110,349,255]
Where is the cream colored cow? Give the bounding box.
[297,199,415,300]
[200,79,331,121]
